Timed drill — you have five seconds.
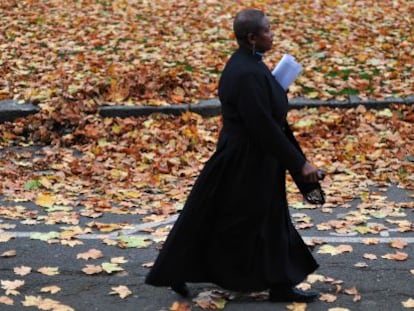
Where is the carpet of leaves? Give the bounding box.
[1,105,413,211]
[1,1,413,115]
[0,105,413,309]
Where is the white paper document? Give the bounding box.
[272,54,303,90]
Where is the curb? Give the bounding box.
[1,96,413,123]
[99,95,414,118]
[0,100,40,123]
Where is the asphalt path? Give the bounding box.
[0,175,413,310]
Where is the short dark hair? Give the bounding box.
[233,9,265,41]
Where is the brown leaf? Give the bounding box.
[193,290,227,309]
[402,298,414,308]
[109,285,132,299]
[40,285,61,294]
[0,296,14,305]
[142,262,154,268]
[382,252,409,261]
[319,293,337,303]
[1,250,16,257]
[363,253,377,260]
[82,265,103,275]
[170,301,192,311]
[0,233,15,242]
[389,239,408,249]
[14,266,32,276]
[76,249,104,260]
[362,238,379,245]
[344,287,361,302]
[1,280,25,296]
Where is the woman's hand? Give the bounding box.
[301,161,325,183]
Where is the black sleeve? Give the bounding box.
[236,73,306,173]
[284,122,323,196]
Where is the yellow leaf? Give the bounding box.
[307,91,319,99]
[101,262,124,274]
[1,280,25,296]
[296,282,312,291]
[35,193,56,208]
[109,285,132,299]
[40,286,61,294]
[37,267,59,276]
[111,257,128,264]
[39,176,53,189]
[286,302,307,311]
[319,293,337,302]
[22,295,43,307]
[317,244,353,256]
[402,298,414,308]
[306,274,326,284]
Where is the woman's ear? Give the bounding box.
[247,32,256,46]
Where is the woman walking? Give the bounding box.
[146,8,325,303]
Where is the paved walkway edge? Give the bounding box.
[1,96,413,123]
[98,95,414,118]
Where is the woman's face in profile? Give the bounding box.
[254,16,274,52]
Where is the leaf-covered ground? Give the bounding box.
[1,105,413,223]
[1,1,414,309]
[0,105,413,310]
[1,0,413,112]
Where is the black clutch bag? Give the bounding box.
[292,171,326,205]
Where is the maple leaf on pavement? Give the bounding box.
[109,285,132,299]
[170,301,192,311]
[82,265,103,275]
[14,266,32,276]
[1,280,25,296]
[0,296,14,305]
[37,267,60,276]
[76,249,104,260]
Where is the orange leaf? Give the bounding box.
[170,301,192,311]
[389,239,408,249]
[76,249,104,260]
[382,252,409,261]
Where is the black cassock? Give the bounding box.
[145,47,320,292]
